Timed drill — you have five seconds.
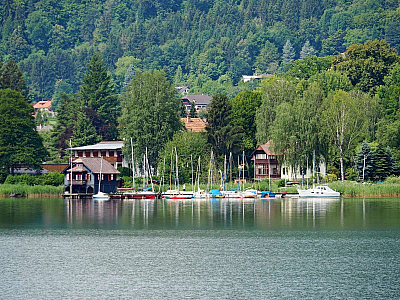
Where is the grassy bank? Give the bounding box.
[327,181,400,197]
[0,184,63,197]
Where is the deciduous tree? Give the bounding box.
[119,69,182,166]
[0,89,47,174]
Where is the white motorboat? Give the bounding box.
[297,185,340,198]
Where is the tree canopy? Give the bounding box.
[0,89,47,174]
[119,69,182,166]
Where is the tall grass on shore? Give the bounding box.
[328,180,400,197]
[0,184,63,197]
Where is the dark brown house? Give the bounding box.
[62,158,120,195]
[251,141,281,180]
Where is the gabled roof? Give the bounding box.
[181,94,212,105]
[68,141,124,151]
[33,101,52,109]
[180,117,207,132]
[252,140,276,156]
[63,158,120,174]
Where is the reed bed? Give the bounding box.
[328,181,400,197]
[0,184,63,197]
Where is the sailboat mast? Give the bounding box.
[242,151,245,191]
[98,157,103,193]
[175,147,179,190]
[131,138,135,191]
[69,139,72,196]
[313,150,315,189]
[191,154,194,193]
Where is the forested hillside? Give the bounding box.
[1,0,400,103]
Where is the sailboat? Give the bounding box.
[93,157,109,200]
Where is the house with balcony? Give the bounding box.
[251,141,281,180]
[252,141,326,181]
[68,141,127,168]
[62,157,120,195]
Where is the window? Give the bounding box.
[101,151,107,157]
[256,153,266,159]
[98,174,104,180]
[85,151,90,157]
[109,151,114,157]
[76,174,82,180]
[109,174,114,180]
[67,174,71,180]
[85,173,91,181]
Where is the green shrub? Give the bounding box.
[0,168,8,184]
[325,173,338,182]
[384,176,400,184]
[277,179,286,188]
[117,167,132,177]
[4,172,64,186]
[345,168,357,181]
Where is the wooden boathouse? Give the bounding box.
[62,157,120,199]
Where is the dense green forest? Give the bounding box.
[2,0,400,183]
[2,0,400,103]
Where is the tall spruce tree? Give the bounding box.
[205,93,243,161]
[355,142,374,182]
[79,53,119,140]
[72,110,101,147]
[0,60,29,100]
[189,101,197,118]
[374,143,390,181]
[51,94,79,158]
[300,40,316,58]
[282,40,296,65]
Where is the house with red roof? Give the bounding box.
[180,117,207,132]
[32,100,54,117]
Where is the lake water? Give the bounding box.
[1,197,400,299]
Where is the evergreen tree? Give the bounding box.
[0,60,29,100]
[300,40,316,58]
[79,53,119,140]
[0,89,47,174]
[174,65,184,86]
[205,93,243,161]
[179,100,187,117]
[123,64,135,92]
[189,101,197,118]
[281,40,296,65]
[51,94,79,158]
[386,147,399,176]
[354,142,374,182]
[72,110,101,147]
[374,143,390,181]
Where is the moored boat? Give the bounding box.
[297,185,340,198]
[93,191,109,200]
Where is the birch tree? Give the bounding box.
[321,90,367,181]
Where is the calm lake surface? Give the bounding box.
[1,197,400,299]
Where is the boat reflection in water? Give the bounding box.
[64,196,345,229]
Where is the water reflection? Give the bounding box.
[55,197,400,230]
[1,197,399,230]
